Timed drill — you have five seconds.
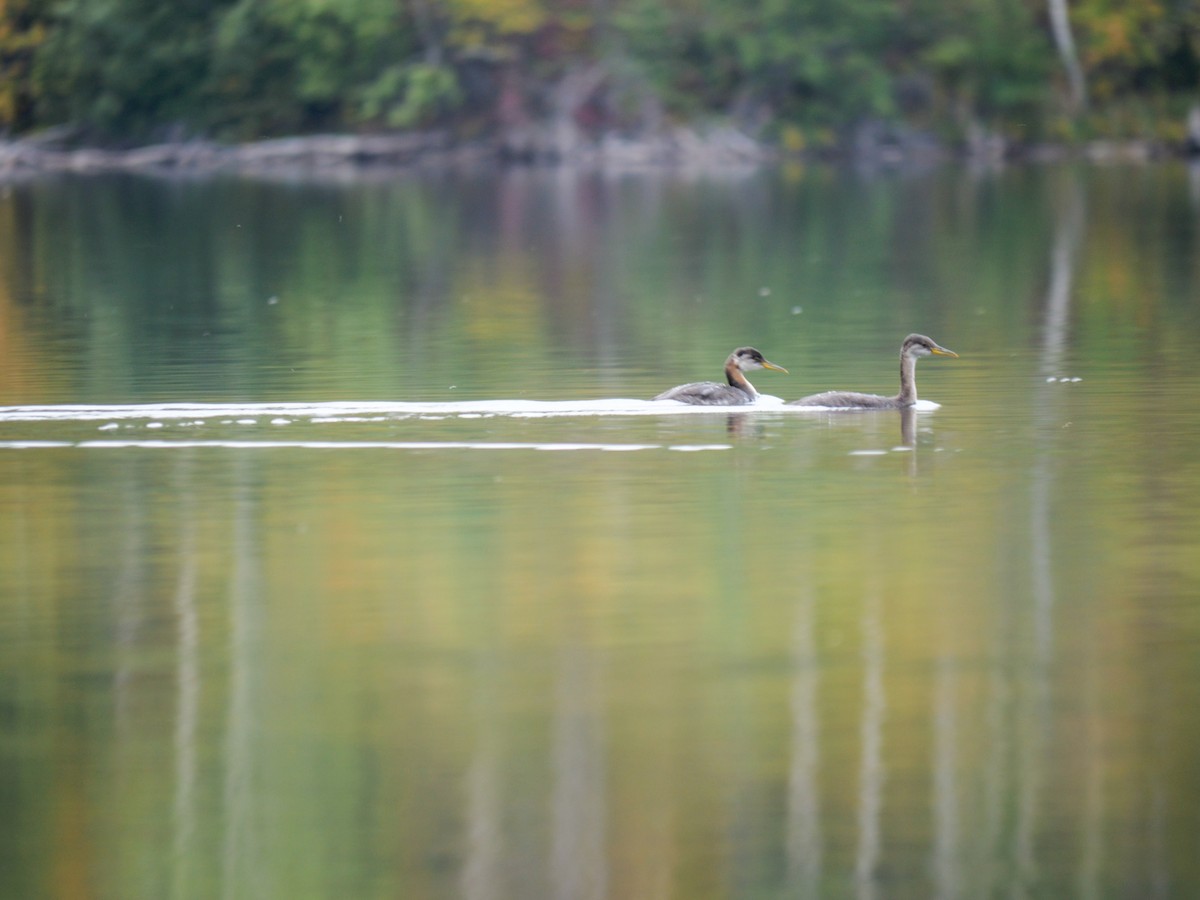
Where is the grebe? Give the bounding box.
[653,347,788,405]
[788,334,957,409]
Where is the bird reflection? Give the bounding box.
[900,407,916,448]
[900,408,919,476]
[725,413,763,438]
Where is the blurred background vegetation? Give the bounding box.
[0,0,1196,151]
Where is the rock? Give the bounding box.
[852,119,946,167]
[1084,140,1154,163]
[1187,105,1200,155]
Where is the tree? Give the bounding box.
[1047,0,1087,113]
[615,0,899,128]
[915,0,1056,131]
[0,0,49,131]
[1074,0,1200,100]
[211,0,419,135]
[34,0,235,137]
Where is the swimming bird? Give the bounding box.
[653,347,789,405]
[788,334,957,409]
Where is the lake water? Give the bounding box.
[1,163,1199,899]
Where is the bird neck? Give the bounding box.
[897,353,918,406]
[725,361,756,396]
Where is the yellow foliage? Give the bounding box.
[780,124,807,153]
[1085,15,1135,66]
[448,0,545,36]
[0,0,45,126]
[1076,0,1166,69]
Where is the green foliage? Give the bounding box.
[359,63,463,129]
[210,0,420,136]
[33,0,235,137]
[208,0,308,137]
[615,0,900,126]
[5,0,1199,145]
[915,0,1056,127]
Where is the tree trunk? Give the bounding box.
[1047,0,1087,114]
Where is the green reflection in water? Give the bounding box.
[1,165,1199,899]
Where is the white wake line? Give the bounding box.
[0,439,732,453]
[0,399,723,422]
[0,396,939,422]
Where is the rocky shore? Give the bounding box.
[0,131,461,178]
[0,125,778,179]
[0,119,1193,180]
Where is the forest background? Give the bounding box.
[0,0,1197,158]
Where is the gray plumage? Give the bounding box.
[654,347,788,406]
[789,334,957,409]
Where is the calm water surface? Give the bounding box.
[1,165,1199,899]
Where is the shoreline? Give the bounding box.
[0,125,1191,179]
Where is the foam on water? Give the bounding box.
[0,399,940,454]
[0,396,941,423]
[0,438,730,453]
[784,398,941,412]
[0,398,813,424]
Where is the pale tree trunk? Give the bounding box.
[410,0,444,66]
[1047,0,1087,114]
[550,64,607,159]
